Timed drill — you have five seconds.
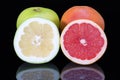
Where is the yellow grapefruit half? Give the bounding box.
[13,18,60,64]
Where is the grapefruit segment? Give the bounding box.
[61,19,107,65]
[14,18,60,64]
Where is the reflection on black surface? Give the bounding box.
[16,63,60,80]
[61,62,105,80]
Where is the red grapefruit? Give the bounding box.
[60,19,107,65]
[60,6,105,31]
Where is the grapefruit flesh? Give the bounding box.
[61,19,107,65]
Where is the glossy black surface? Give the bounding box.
[1,0,118,80]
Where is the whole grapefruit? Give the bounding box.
[60,6,105,31]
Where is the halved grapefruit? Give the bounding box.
[13,18,60,64]
[60,19,107,65]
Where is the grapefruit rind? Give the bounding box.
[60,6,105,31]
[16,7,60,28]
[60,19,107,65]
[14,18,60,64]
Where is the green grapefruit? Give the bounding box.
[60,19,107,65]
[16,7,60,28]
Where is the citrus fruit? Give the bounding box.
[60,19,107,65]
[60,6,105,31]
[16,63,60,80]
[13,18,60,64]
[61,62,105,80]
[16,7,60,28]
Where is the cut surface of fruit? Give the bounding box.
[16,63,60,80]
[14,18,60,64]
[61,62,105,80]
[61,19,107,65]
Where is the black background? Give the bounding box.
[1,0,118,80]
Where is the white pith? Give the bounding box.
[61,19,107,65]
[14,18,60,64]
[32,35,41,46]
[80,39,87,46]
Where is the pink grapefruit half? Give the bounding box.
[60,19,107,65]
